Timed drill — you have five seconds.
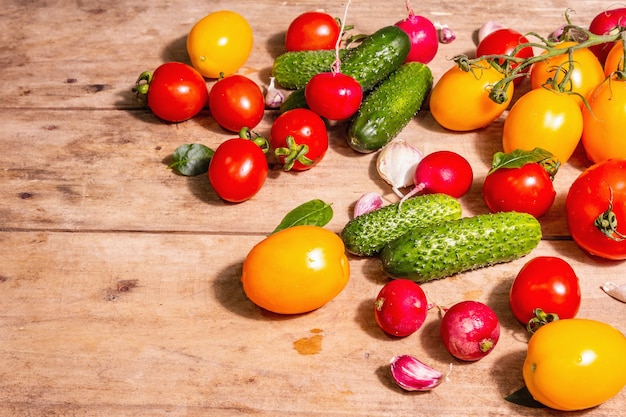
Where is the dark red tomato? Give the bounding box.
[285,11,340,52]
[136,62,208,123]
[588,7,626,64]
[208,138,268,203]
[566,159,626,260]
[476,28,534,85]
[270,108,328,171]
[305,72,363,121]
[374,279,428,337]
[510,256,581,329]
[482,163,556,218]
[208,75,265,132]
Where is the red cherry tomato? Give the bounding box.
[374,279,428,337]
[305,72,363,121]
[510,257,581,329]
[208,75,265,132]
[270,108,329,171]
[285,11,340,52]
[208,137,268,203]
[566,159,626,260]
[136,62,208,123]
[482,162,556,218]
[476,28,534,85]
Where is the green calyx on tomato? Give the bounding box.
[594,187,626,241]
[273,135,315,171]
[526,308,560,334]
[238,127,270,154]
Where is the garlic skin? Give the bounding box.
[434,22,456,44]
[265,77,285,109]
[390,355,444,392]
[353,192,384,217]
[376,140,423,198]
[477,21,506,43]
[601,282,626,303]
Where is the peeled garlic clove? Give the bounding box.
[390,355,444,392]
[601,282,626,303]
[376,140,423,198]
[353,192,384,217]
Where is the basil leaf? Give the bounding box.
[489,148,554,173]
[170,143,214,176]
[504,385,546,408]
[271,199,333,234]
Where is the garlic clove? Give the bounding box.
[434,22,456,44]
[265,77,285,109]
[390,355,445,392]
[477,21,506,44]
[353,192,384,217]
[601,282,626,303]
[376,139,423,198]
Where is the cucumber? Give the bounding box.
[380,212,542,282]
[272,49,352,90]
[347,61,433,153]
[280,88,308,113]
[341,194,462,256]
[272,25,410,92]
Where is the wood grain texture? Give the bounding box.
[0,1,624,416]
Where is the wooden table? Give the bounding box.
[1,1,624,415]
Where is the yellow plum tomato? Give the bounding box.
[241,225,350,314]
[429,60,513,131]
[603,41,625,77]
[502,88,583,164]
[523,318,626,411]
[187,10,253,78]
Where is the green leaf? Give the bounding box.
[504,385,546,408]
[489,148,554,174]
[169,143,214,176]
[271,199,333,234]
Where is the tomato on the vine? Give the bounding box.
[429,60,513,131]
[581,77,626,163]
[502,87,582,164]
[305,72,363,121]
[270,108,329,171]
[566,159,626,260]
[285,11,340,52]
[134,62,208,123]
[208,133,268,203]
[187,10,253,79]
[476,28,534,85]
[208,75,265,132]
[603,41,625,76]
[509,256,581,328]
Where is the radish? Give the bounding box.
[440,300,500,361]
[374,279,429,337]
[400,150,473,204]
[588,7,626,64]
[394,0,438,64]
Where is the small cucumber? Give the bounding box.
[347,61,433,153]
[341,194,462,256]
[272,25,410,92]
[380,212,542,282]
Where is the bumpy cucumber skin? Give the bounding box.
[348,62,433,153]
[380,212,542,282]
[341,194,462,257]
[272,49,352,90]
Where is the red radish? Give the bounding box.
[394,0,438,64]
[374,279,429,337]
[440,300,500,361]
[588,7,626,64]
[400,150,473,203]
[305,72,363,121]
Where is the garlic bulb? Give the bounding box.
[376,140,423,198]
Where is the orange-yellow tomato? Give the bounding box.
[241,225,350,314]
[503,87,583,164]
[429,60,513,131]
[523,318,626,411]
[187,10,253,79]
[604,41,625,77]
[581,77,626,163]
[530,41,604,107]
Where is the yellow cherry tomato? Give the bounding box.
[187,10,253,79]
[429,60,513,131]
[502,87,583,164]
[241,225,350,314]
[581,77,626,163]
[604,41,624,77]
[523,318,626,411]
[530,41,604,107]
